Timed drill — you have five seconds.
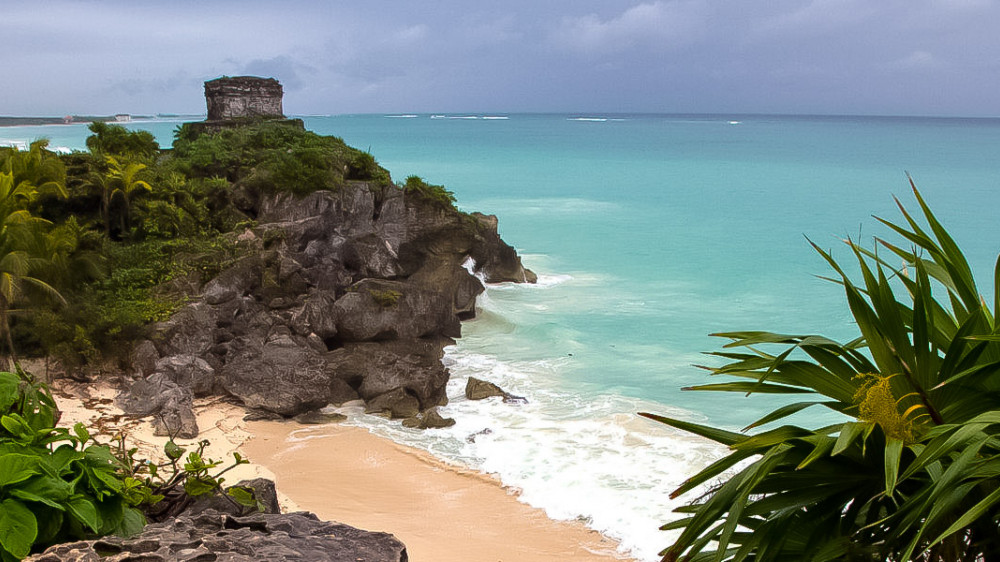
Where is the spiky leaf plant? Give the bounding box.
[641,180,1000,562]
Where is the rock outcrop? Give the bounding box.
[27,511,408,562]
[120,180,534,428]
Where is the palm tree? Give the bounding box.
[93,155,152,238]
[642,183,1000,561]
[0,171,64,368]
[0,139,67,198]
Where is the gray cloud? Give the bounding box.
[3,0,999,116]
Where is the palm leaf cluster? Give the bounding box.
[642,182,1000,561]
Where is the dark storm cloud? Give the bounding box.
[3,0,999,116]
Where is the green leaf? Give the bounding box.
[639,412,745,447]
[884,438,903,496]
[116,507,145,538]
[0,498,37,559]
[832,422,869,456]
[9,475,71,509]
[743,401,832,431]
[0,373,19,413]
[0,453,41,487]
[65,496,100,533]
[227,486,258,508]
[683,382,813,395]
[72,422,90,444]
[164,440,184,460]
[183,477,217,497]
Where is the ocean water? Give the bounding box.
[6,114,1000,560]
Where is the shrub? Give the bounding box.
[86,122,159,161]
[401,175,456,210]
[171,121,391,194]
[642,182,1000,561]
[0,370,144,559]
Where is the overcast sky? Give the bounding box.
[4,0,998,117]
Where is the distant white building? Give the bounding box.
[114,114,132,123]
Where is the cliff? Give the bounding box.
[118,165,536,434]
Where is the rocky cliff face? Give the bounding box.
[119,180,534,431]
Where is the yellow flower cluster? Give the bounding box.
[853,373,917,443]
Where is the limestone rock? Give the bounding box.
[131,340,160,377]
[133,178,535,426]
[221,336,330,416]
[151,302,218,358]
[27,511,408,562]
[465,377,507,400]
[117,373,199,438]
[327,339,450,410]
[328,377,360,405]
[402,407,456,429]
[365,388,421,419]
[465,377,527,404]
[152,385,199,439]
[202,255,263,304]
[185,478,281,517]
[154,355,215,397]
[333,279,456,342]
[294,410,347,425]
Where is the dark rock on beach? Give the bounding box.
[27,511,409,562]
[465,377,528,404]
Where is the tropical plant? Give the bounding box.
[641,182,1000,561]
[0,140,66,198]
[0,172,65,367]
[92,155,152,239]
[0,369,145,560]
[85,122,159,161]
[401,175,456,210]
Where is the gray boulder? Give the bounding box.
[402,407,456,429]
[117,373,199,438]
[326,339,450,410]
[221,335,330,416]
[151,302,218,358]
[333,279,456,342]
[131,339,160,377]
[27,511,408,562]
[465,377,527,404]
[185,478,281,517]
[289,289,339,339]
[202,255,263,304]
[365,388,421,419]
[154,355,215,397]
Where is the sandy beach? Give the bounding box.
[50,379,636,562]
[243,420,636,562]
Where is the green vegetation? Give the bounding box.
[0,118,468,554]
[401,175,456,210]
[171,120,390,194]
[0,119,406,370]
[0,369,144,559]
[0,369,259,559]
[642,183,1000,561]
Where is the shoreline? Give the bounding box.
[242,419,637,562]
[50,379,637,562]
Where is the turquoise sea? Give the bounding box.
[5,114,1000,560]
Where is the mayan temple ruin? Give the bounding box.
[204,76,284,121]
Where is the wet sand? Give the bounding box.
[243,420,637,562]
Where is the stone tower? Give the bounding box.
[204,76,284,121]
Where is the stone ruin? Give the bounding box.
[204,76,284,121]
